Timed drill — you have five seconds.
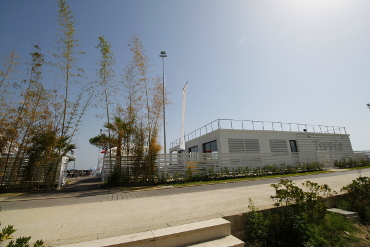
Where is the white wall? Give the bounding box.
[296,133,353,153]
[170,129,353,155]
[219,129,298,153]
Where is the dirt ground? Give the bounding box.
[353,222,370,246]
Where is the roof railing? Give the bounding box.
[170,119,347,149]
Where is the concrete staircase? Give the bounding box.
[59,218,244,247]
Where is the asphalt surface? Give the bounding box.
[0,168,369,246]
[0,169,362,211]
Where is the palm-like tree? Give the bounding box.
[104,116,128,158]
[89,133,115,152]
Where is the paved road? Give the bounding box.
[0,168,369,246]
[0,169,363,211]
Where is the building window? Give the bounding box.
[188,146,198,153]
[289,140,299,153]
[203,140,218,153]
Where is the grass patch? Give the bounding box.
[313,212,365,247]
[162,170,332,188]
[344,166,370,170]
[0,192,23,198]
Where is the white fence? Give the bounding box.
[0,156,68,189]
[156,151,362,176]
[102,151,369,182]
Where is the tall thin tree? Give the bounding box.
[96,36,116,168]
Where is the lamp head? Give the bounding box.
[159,51,167,57]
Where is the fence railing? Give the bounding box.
[156,151,356,176]
[0,156,67,189]
[102,150,366,183]
[170,119,347,148]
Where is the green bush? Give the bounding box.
[245,178,370,246]
[246,179,334,246]
[157,161,325,185]
[245,199,268,245]
[341,176,370,223]
[334,158,370,169]
[307,211,367,247]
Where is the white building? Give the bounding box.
[170,119,352,154]
[168,119,353,167]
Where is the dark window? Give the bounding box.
[188,146,198,153]
[203,140,218,153]
[289,140,298,153]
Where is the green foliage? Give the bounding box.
[157,173,169,184]
[245,199,268,244]
[246,179,337,246]
[157,161,324,185]
[0,225,16,242]
[89,133,114,151]
[271,179,332,224]
[311,212,362,247]
[183,167,195,182]
[334,158,370,169]
[1,235,44,247]
[341,176,370,223]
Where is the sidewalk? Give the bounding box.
[0,169,347,203]
[0,176,157,202]
[0,169,369,246]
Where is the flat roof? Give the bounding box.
[170,119,347,148]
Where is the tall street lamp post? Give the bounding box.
[159,51,167,156]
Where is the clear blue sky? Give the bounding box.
[1,0,370,169]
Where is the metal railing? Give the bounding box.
[170,119,347,148]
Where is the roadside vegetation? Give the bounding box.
[0,0,167,190]
[156,161,325,186]
[89,35,167,186]
[111,158,370,187]
[245,177,370,247]
[334,158,370,169]
[160,170,330,188]
[339,176,370,224]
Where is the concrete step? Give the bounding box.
[59,218,236,247]
[328,208,360,220]
[152,218,231,247]
[186,235,245,247]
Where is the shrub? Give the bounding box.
[245,199,268,246]
[341,176,370,223]
[334,158,370,169]
[246,179,334,246]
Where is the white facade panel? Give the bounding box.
[296,133,353,154]
[218,130,298,153]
